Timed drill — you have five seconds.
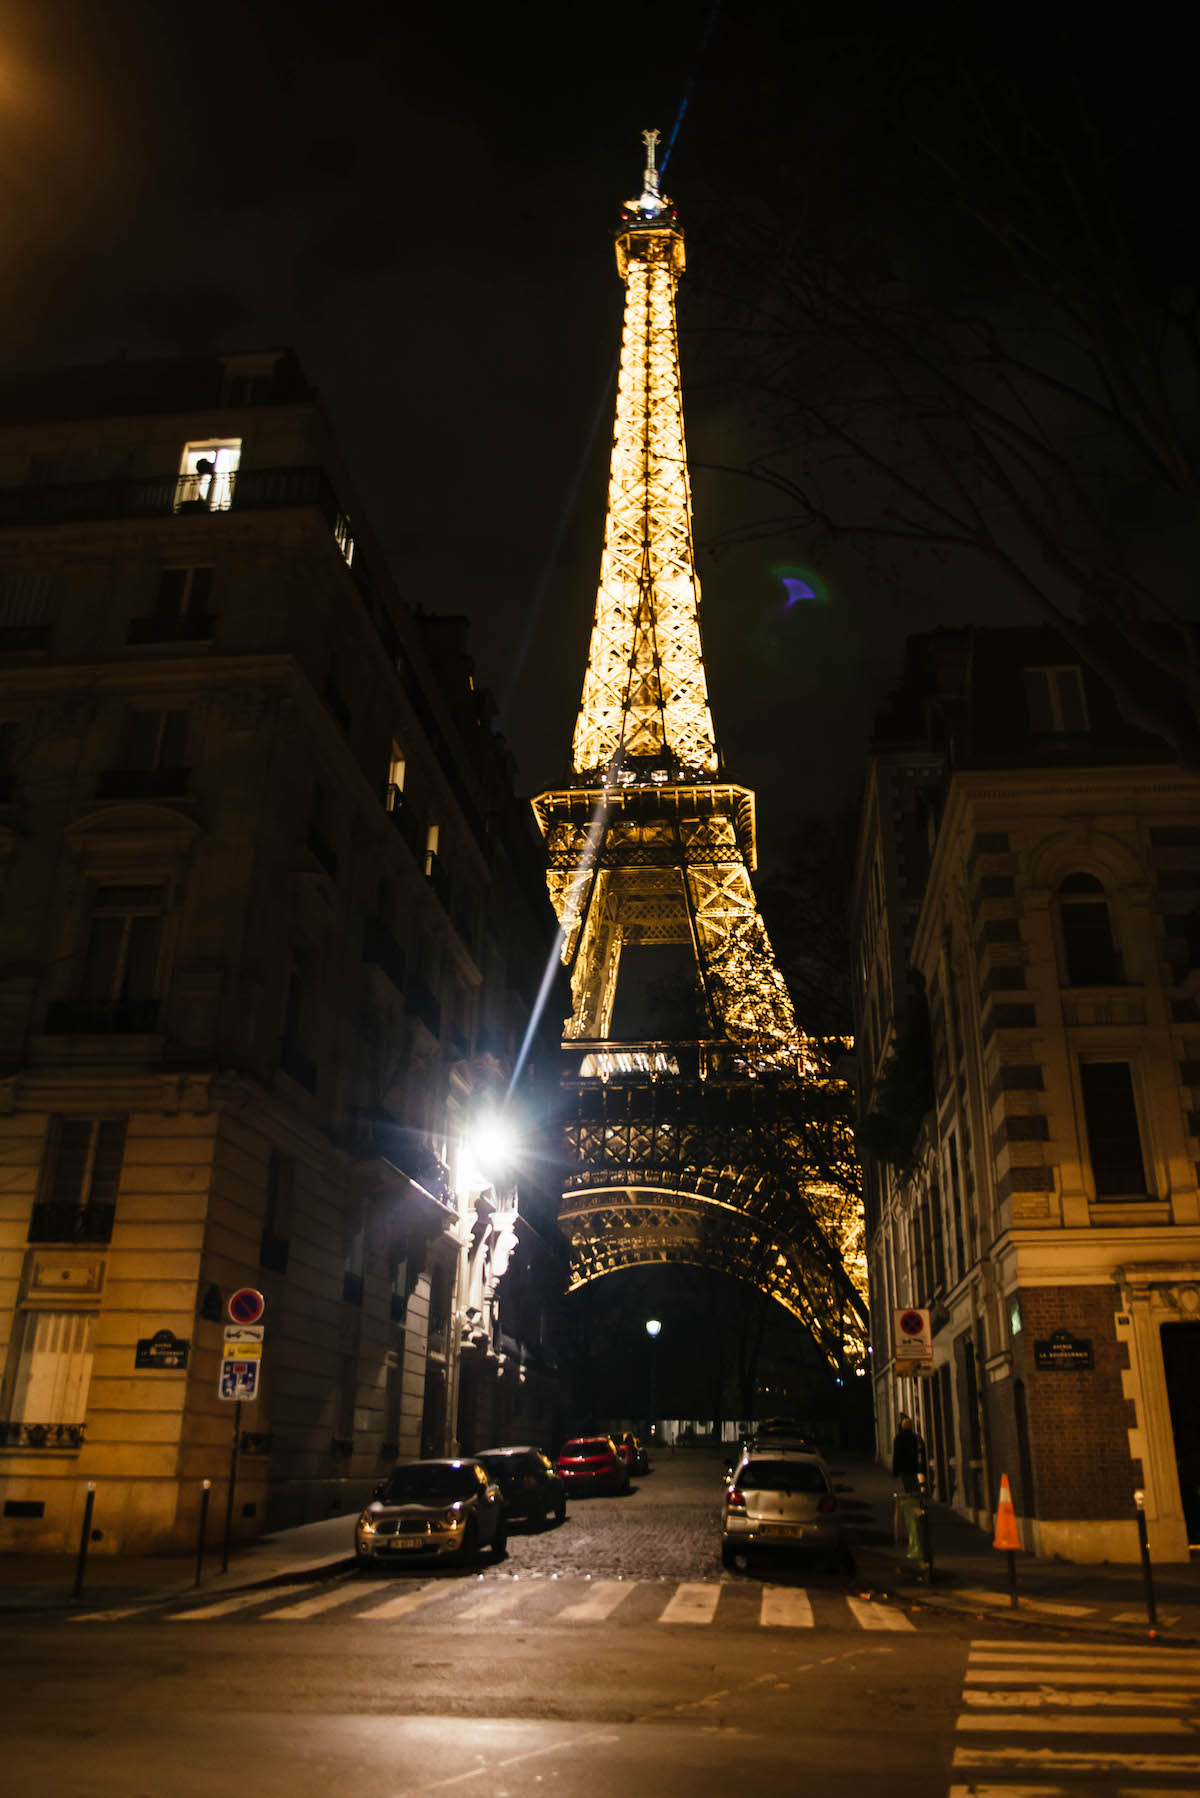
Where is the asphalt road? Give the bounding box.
[4,1453,1197,1798]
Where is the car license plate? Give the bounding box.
[388,1535,427,1550]
[759,1523,803,1537]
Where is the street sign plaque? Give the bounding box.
[219,1357,261,1402]
[893,1307,933,1366]
[224,1324,265,1344]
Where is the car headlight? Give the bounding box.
[358,1514,376,1534]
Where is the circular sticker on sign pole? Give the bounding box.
[228,1287,265,1326]
[898,1310,925,1337]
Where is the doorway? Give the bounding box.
[1161,1322,1200,1548]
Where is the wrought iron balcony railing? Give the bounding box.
[27,1201,115,1243]
[362,917,406,993]
[0,1421,86,1450]
[126,611,215,645]
[96,766,190,800]
[44,998,161,1035]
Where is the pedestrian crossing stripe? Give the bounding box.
[954,1635,1200,1789]
[71,1577,918,1631]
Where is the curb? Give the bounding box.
[852,1547,1199,1646]
[1,1551,357,1618]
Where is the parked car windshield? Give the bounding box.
[564,1439,610,1456]
[380,1464,480,1503]
[739,1459,826,1493]
[478,1454,533,1477]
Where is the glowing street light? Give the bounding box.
[462,1111,519,1191]
[645,1318,661,1338]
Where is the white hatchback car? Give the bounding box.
[721,1449,846,1570]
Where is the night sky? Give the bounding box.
[2,2,1193,863]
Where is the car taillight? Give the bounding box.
[818,1494,838,1514]
[726,1488,746,1509]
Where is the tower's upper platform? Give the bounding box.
[570,132,718,785]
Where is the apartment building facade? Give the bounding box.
[852,626,1200,1563]
[0,352,564,1553]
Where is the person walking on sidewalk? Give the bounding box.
[891,1414,927,1493]
[891,1414,929,1564]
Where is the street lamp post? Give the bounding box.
[645,1318,661,1434]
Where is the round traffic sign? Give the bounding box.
[898,1309,925,1337]
[228,1287,265,1326]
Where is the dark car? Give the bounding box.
[476,1446,566,1527]
[355,1458,506,1568]
[555,1435,629,1495]
[617,1432,649,1475]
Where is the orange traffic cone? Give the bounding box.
[992,1473,1021,1551]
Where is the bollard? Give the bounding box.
[1133,1489,1158,1634]
[194,1479,212,1588]
[72,1482,96,1602]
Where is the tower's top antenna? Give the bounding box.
[625,127,670,218]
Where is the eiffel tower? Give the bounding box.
[532,135,867,1370]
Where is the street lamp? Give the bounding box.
[645,1319,661,1434]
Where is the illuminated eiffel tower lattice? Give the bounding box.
[532,136,868,1371]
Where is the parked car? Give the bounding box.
[356,1458,506,1568]
[475,1445,566,1527]
[555,1435,629,1495]
[617,1432,649,1475]
[721,1449,846,1570]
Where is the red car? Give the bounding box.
[555,1435,629,1495]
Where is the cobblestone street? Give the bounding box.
[493,1449,727,1582]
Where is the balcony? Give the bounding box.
[385,784,425,862]
[44,998,160,1035]
[0,623,50,652]
[0,1422,85,1450]
[126,611,215,645]
[259,1230,290,1274]
[27,1201,115,1244]
[406,972,441,1040]
[306,820,338,880]
[323,676,351,735]
[363,917,406,993]
[96,766,190,800]
[426,853,452,914]
[281,1039,317,1093]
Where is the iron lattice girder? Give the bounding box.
[572,225,717,778]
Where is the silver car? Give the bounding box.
[721,1449,846,1570]
[356,1458,506,1568]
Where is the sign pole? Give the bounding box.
[220,1399,241,1574]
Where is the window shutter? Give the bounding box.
[10,1311,96,1424]
[50,1120,92,1207]
[88,1122,127,1207]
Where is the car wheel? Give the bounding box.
[456,1521,479,1566]
[492,1520,508,1560]
[554,1500,566,1526]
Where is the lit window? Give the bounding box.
[425,822,440,877]
[1024,666,1088,734]
[6,1311,96,1434]
[333,512,355,566]
[175,438,242,513]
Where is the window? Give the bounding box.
[122,709,188,772]
[5,1311,96,1443]
[175,438,242,513]
[80,886,164,1006]
[388,741,406,796]
[1080,1061,1148,1197]
[424,822,440,879]
[29,1116,126,1242]
[1024,666,1089,734]
[0,719,18,801]
[154,566,213,622]
[0,570,54,650]
[1059,872,1119,985]
[259,1151,294,1273]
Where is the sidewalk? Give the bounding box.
[0,1510,356,1615]
[831,1451,1200,1642]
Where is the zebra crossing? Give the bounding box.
[71,1572,918,1634]
[949,1636,1200,1795]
